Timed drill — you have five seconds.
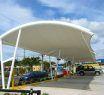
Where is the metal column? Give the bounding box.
[56,50,61,77]
[49,56,53,80]
[7,29,21,89]
[41,54,44,72]
[0,39,5,89]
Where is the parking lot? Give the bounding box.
[23,74,104,95]
[1,74,104,95]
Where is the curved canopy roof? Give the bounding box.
[0,21,94,62]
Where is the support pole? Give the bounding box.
[41,54,44,72]
[0,39,5,89]
[72,56,74,75]
[64,58,69,76]
[66,60,69,76]
[55,50,61,78]
[72,56,76,75]
[49,56,53,80]
[56,59,59,74]
[7,29,21,89]
[66,60,67,69]
[23,49,26,58]
[72,56,74,64]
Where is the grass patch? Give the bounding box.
[42,93,49,95]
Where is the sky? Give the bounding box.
[0,0,104,60]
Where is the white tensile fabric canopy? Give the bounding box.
[0,21,95,89]
[0,21,94,61]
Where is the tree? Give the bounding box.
[31,57,41,66]
[43,61,50,71]
[5,61,12,66]
[20,57,41,71]
[4,59,19,67]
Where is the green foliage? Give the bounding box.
[62,61,72,68]
[42,93,49,95]
[43,61,50,70]
[20,57,41,71]
[4,93,10,95]
[3,57,55,73]
[5,61,12,66]
[21,57,41,66]
[4,59,19,67]
[21,93,27,95]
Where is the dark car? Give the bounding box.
[76,65,102,76]
[18,71,48,85]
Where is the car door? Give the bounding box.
[85,66,95,75]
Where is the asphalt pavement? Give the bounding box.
[1,74,104,95]
[27,74,104,95]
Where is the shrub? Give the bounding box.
[42,93,49,95]
[4,93,10,95]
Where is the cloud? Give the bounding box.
[70,19,104,45]
[0,0,41,60]
[59,17,104,38]
[39,0,80,13]
[94,49,104,59]
[0,0,40,34]
[61,18,104,45]
[39,0,104,21]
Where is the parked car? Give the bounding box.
[76,65,102,76]
[18,71,48,85]
[101,66,104,73]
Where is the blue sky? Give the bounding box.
[0,0,104,59]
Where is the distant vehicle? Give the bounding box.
[18,71,48,85]
[101,66,104,73]
[76,65,102,76]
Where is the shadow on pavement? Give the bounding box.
[36,75,94,90]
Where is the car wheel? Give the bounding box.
[79,71,84,76]
[30,79,34,83]
[95,71,100,76]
